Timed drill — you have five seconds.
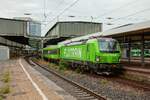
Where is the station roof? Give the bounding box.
[59,20,150,44]
[45,21,102,37]
[102,20,150,36]
[0,17,42,47]
[0,17,27,22]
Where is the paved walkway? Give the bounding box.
[2,58,75,100]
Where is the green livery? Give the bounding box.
[61,38,120,63]
[43,38,122,74]
[43,45,59,60]
[131,49,150,57]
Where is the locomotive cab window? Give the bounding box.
[99,39,119,53]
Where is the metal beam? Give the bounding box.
[128,37,131,64]
[141,33,145,67]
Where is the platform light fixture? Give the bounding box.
[68,15,75,18]
[106,17,113,20]
[24,13,32,16]
[106,23,113,25]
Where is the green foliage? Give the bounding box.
[0,96,2,100]
[1,72,10,83]
[75,67,81,73]
[100,79,108,86]
[48,63,58,69]
[59,60,69,71]
[0,85,10,94]
[0,71,11,99]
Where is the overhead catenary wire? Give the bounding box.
[46,0,66,17]
[96,0,140,19]
[109,7,150,23]
[42,0,150,35]
[45,0,80,26]
[43,0,46,19]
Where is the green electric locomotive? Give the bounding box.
[43,37,122,74]
[60,38,121,74]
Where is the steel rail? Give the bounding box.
[26,57,107,100]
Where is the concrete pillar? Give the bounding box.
[141,33,145,67]
[128,37,131,64]
[41,39,44,60]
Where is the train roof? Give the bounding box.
[43,45,59,50]
[58,34,115,45]
[60,37,116,46]
[58,32,102,45]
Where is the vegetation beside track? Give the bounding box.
[120,72,150,84]
[0,70,11,100]
[30,57,150,99]
[34,58,150,85]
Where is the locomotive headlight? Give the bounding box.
[96,56,100,62]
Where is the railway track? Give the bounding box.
[104,76,150,91]
[124,67,150,75]
[25,57,107,100]
[88,73,150,92]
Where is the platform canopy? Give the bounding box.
[0,18,42,47]
[59,20,150,45]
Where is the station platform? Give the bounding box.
[1,58,76,100]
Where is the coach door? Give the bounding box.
[87,44,91,61]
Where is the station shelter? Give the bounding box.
[102,21,150,67]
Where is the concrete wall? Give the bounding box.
[0,18,27,36]
[59,22,102,37]
[0,46,9,60]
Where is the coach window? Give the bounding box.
[48,49,58,54]
[144,34,150,66]
[144,41,150,58]
[130,42,141,59]
[44,50,48,55]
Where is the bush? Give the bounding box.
[0,96,2,100]
[0,85,10,94]
[59,60,69,71]
[75,67,82,73]
[2,72,10,83]
[100,79,108,86]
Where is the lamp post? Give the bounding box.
[41,38,44,60]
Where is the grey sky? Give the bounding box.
[0,0,150,36]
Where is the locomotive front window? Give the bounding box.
[99,39,119,53]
